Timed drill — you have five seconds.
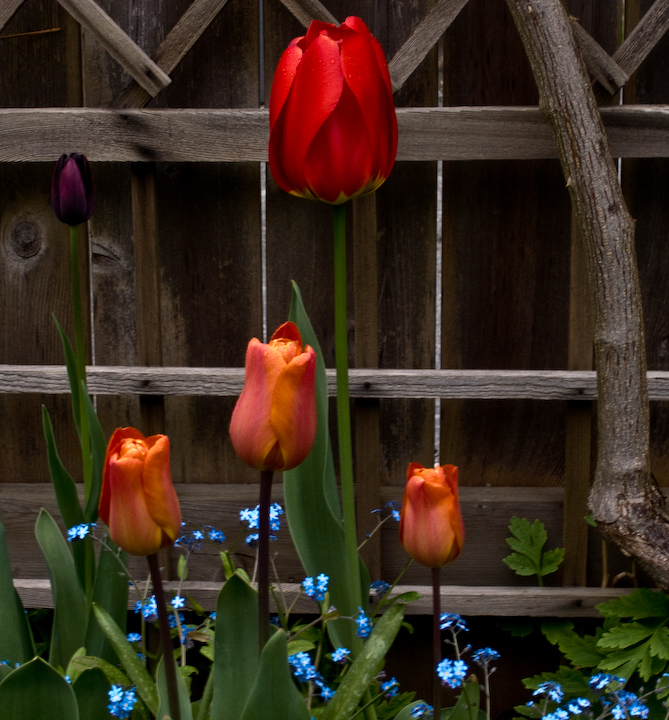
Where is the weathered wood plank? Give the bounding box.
[572,20,628,94]
[0,0,24,31]
[56,0,171,96]
[614,0,669,78]
[277,0,337,28]
[388,0,470,92]
[13,578,628,615]
[5,365,669,399]
[5,106,669,162]
[113,0,231,109]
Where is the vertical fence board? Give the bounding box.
[440,0,570,489]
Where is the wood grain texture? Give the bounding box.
[388,0,470,92]
[0,0,24,30]
[113,0,231,109]
[8,106,669,161]
[572,19,628,94]
[57,0,171,96]
[613,0,669,77]
[277,0,337,27]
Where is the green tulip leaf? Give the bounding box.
[447,676,482,720]
[0,656,79,720]
[157,657,194,720]
[53,315,83,440]
[0,516,35,664]
[85,538,128,663]
[67,652,129,687]
[240,630,310,720]
[35,509,87,671]
[92,603,158,715]
[322,602,407,720]
[211,572,259,720]
[285,281,369,650]
[72,666,112,720]
[82,384,106,523]
[395,701,432,720]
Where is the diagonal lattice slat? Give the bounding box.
[278,0,337,28]
[613,0,669,78]
[113,0,231,108]
[57,0,171,96]
[0,0,24,31]
[571,20,628,94]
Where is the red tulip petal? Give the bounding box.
[276,34,344,196]
[269,41,303,129]
[301,19,340,47]
[339,23,397,181]
[303,81,373,203]
[270,346,317,470]
[107,455,163,555]
[229,339,286,470]
[142,435,181,544]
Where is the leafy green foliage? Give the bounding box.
[503,517,564,585]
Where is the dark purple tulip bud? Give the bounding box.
[50,153,96,226]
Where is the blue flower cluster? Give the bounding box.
[134,595,158,622]
[370,580,391,597]
[240,503,284,545]
[529,675,653,720]
[436,658,468,689]
[356,607,373,638]
[381,677,400,698]
[472,647,500,669]
[67,522,97,541]
[386,501,401,522]
[302,574,329,602]
[107,685,137,719]
[440,613,468,633]
[410,703,434,718]
[331,647,350,664]
[175,524,225,551]
[288,652,335,701]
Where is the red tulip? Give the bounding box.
[50,153,96,225]
[230,321,317,471]
[399,463,464,568]
[269,16,397,205]
[99,428,182,556]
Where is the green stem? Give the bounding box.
[148,553,181,720]
[333,203,363,621]
[69,224,92,502]
[258,469,274,652]
[195,667,215,720]
[432,567,442,720]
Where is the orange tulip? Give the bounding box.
[230,321,317,471]
[99,428,182,556]
[399,463,464,568]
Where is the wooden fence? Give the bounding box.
[2,0,669,620]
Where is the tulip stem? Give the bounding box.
[148,553,181,720]
[333,202,364,620]
[432,566,442,720]
[258,469,274,652]
[69,224,92,502]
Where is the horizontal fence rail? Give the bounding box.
[3,106,669,162]
[4,365,669,399]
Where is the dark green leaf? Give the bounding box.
[81,386,106,523]
[0,516,34,664]
[502,554,538,576]
[0,656,79,720]
[53,315,83,440]
[597,589,669,621]
[68,654,130,687]
[35,509,87,671]
[72,666,111,720]
[540,547,565,576]
[448,677,481,720]
[650,627,669,660]
[157,656,194,720]
[599,622,657,650]
[211,572,259,720]
[540,620,574,645]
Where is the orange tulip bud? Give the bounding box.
[99,428,182,556]
[230,321,317,471]
[399,463,464,568]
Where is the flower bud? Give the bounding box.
[399,463,464,568]
[230,321,317,471]
[99,428,181,556]
[50,153,96,225]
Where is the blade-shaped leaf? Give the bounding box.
[82,385,106,523]
[448,676,481,720]
[72,666,112,720]
[53,315,83,440]
[157,656,194,720]
[0,656,79,720]
[92,603,159,716]
[211,572,259,720]
[322,602,406,720]
[0,516,35,664]
[85,540,129,663]
[240,630,310,720]
[285,281,368,650]
[35,509,87,671]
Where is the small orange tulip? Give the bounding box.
[230,321,317,471]
[399,463,464,568]
[99,428,182,556]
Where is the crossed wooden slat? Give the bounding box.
[4,0,669,111]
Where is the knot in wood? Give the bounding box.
[9,219,43,258]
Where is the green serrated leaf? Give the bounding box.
[540,547,564,576]
[650,627,669,660]
[540,620,574,645]
[556,631,605,668]
[597,589,669,621]
[599,622,656,650]
[502,554,538,576]
[598,644,647,682]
